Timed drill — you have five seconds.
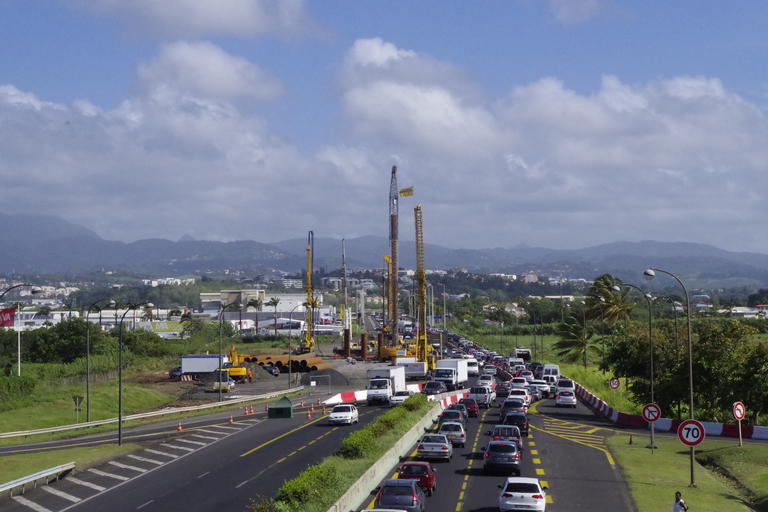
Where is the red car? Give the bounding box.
[397,461,437,496]
[459,398,480,417]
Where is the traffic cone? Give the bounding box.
[300,400,305,408]
[316,398,321,406]
[177,420,183,432]
[229,415,235,425]
[264,404,268,413]
[245,406,251,416]
[306,409,312,420]
[310,404,315,413]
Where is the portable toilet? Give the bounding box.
[268,397,293,418]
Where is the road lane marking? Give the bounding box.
[240,414,327,456]
[87,468,129,481]
[533,458,541,464]
[189,434,220,441]
[531,449,539,455]
[174,438,207,446]
[145,448,178,459]
[137,500,154,509]
[213,425,241,431]
[128,454,164,465]
[109,461,147,473]
[160,443,194,452]
[585,427,600,433]
[540,480,549,487]
[536,468,545,475]
[530,424,615,465]
[40,486,81,503]
[67,477,106,491]
[277,457,287,463]
[195,428,226,435]
[11,496,52,512]
[197,472,210,479]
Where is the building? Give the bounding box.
[281,279,303,289]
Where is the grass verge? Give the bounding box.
[249,394,437,512]
[559,363,642,415]
[0,443,140,484]
[607,434,768,511]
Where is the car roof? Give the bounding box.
[439,421,464,428]
[400,461,430,467]
[382,479,418,487]
[488,440,517,447]
[504,477,541,484]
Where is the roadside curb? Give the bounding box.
[326,389,468,512]
[573,381,768,440]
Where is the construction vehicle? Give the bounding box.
[295,230,315,354]
[413,203,436,370]
[224,346,249,382]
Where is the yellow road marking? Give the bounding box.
[533,458,541,464]
[531,424,615,465]
[546,495,554,503]
[528,441,536,447]
[536,468,545,475]
[277,456,287,463]
[540,480,549,487]
[530,449,539,455]
[585,427,600,434]
[240,414,327,456]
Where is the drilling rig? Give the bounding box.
[414,204,435,369]
[387,166,400,346]
[296,230,315,354]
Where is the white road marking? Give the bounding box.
[160,443,194,452]
[87,468,130,481]
[195,428,226,435]
[212,425,240,431]
[197,472,210,479]
[11,496,52,512]
[127,454,164,465]
[189,434,219,441]
[174,438,207,446]
[67,477,106,492]
[40,486,81,503]
[137,499,154,509]
[108,461,147,473]
[145,448,178,459]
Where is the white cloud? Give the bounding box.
[68,0,314,38]
[548,0,601,25]
[138,41,282,101]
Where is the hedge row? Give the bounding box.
[250,393,435,512]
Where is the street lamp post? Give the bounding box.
[218,302,239,403]
[117,301,153,445]
[616,283,655,449]
[85,298,115,422]
[1,284,41,377]
[644,268,695,485]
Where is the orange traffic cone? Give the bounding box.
[316,398,321,406]
[306,409,312,420]
[229,415,235,425]
[177,421,183,432]
[300,400,305,408]
[310,404,314,413]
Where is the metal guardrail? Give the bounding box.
[0,462,75,496]
[0,386,304,440]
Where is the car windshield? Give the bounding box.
[369,380,389,389]
[442,411,461,418]
[400,465,427,475]
[470,387,487,394]
[381,486,413,496]
[435,369,453,377]
[489,444,517,453]
[460,399,477,405]
[425,382,441,389]
[505,400,524,407]
[505,414,525,423]
[559,391,574,396]
[422,435,445,443]
[494,427,519,437]
[441,424,461,432]
[505,483,540,493]
[332,406,351,413]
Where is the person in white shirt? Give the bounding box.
[673,491,689,511]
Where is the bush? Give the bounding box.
[337,428,376,459]
[403,393,428,411]
[0,375,36,410]
[275,464,342,507]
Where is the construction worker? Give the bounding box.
[246,369,253,383]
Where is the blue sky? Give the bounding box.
[1,1,767,253]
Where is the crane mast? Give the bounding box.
[388,166,399,345]
[414,204,432,368]
[302,230,315,354]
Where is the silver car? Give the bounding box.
[416,433,453,461]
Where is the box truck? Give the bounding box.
[434,359,469,391]
[367,366,407,405]
[180,354,227,379]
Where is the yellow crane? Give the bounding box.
[414,204,435,369]
[296,231,316,354]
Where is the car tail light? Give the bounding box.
[441,446,449,450]
[484,452,490,458]
[532,494,544,499]
[412,491,420,502]
[502,492,514,497]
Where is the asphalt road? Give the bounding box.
[362,393,634,511]
[0,402,389,512]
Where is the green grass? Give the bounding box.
[608,435,768,511]
[697,444,768,510]
[0,443,140,484]
[559,363,642,415]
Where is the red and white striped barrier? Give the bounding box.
[322,387,465,407]
[574,382,768,440]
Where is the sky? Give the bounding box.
[1,1,768,253]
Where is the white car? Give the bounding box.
[498,477,547,511]
[508,388,531,406]
[328,404,359,424]
[482,364,498,376]
[477,375,495,388]
[555,390,578,408]
[389,390,415,407]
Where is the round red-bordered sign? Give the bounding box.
[609,378,620,390]
[642,403,661,423]
[678,419,706,447]
[733,402,746,421]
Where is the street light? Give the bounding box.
[85,298,115,422]
[218,302,240,403]
[1,284,42,377]
[614,284,656,450]
[644,267,696,485]
[117,301,153,445]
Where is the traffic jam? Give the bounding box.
[366,333,573,512]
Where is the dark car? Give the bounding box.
[397,461,437,496]
[437,409,466,427]
[482,440,521,474]
[374,479,426,512]
[487,424,524,451]
[496,382,511,398]
[446,403,470,419]
[422,381,448,395]
[168,366,182,380]
[459,398,480,417]
[502,412,529,436]
[500,398,527,417]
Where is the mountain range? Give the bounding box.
[2,212,768,288]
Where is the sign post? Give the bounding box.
[642,403,661,452]
[72,395,84,424]
[677,419,706,447]
[609,378,620,390]
[733,401,745,447]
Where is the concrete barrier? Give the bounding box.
[325,389,467,512]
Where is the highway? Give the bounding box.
[0,402,388,512]
[361,390,634,511]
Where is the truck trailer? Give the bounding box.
[434,359,469,391]
[366,366,407,405]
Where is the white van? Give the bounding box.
[542,364,560,380]
[466,358,480,376]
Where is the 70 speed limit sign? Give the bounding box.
[678,419,706,447]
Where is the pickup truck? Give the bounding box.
[468,385,496,408]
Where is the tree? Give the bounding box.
[587,274,635,325]
[266,297,280,336]
[246,298,263,332]
[553,314,599,368]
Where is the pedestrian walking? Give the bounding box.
[673,491,689,511]
[247,370,253,383]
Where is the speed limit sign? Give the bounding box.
[678,419,706,447]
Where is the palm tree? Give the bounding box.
[553,313,599,368]
[246,298,263,333]
[266,297,280,336]
[587,274,635,325]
